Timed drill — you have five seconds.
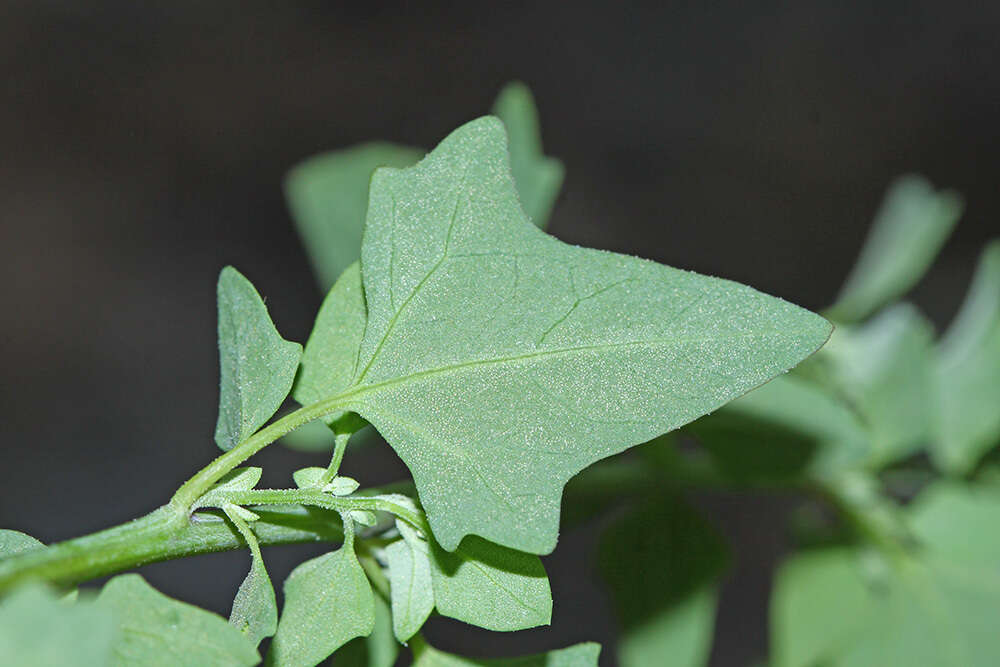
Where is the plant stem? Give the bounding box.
[319,433,352,486]
[0,505,344,594]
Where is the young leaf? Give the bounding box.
[386,522,435,641]
[492,81,564,228]
[197,467,263,507]
[771,482,1000,667]
[427,533,551,632]
[599,499,726,667]
[0,529,44,560]
[411,637,601,667]
[286,143,424,291]
[687,374,870,482]
[325,116,830,554]
[334,595,398,667]
[268,542,375,667]
[294,262,367,430]
[931,241,1000,473]
[816,303,935,467]
[214,267,302,451]
[223,504,278,647]
[0,584,116,667]
[292,466,326,489]
[96,574,259,666]
[828,175,962,322]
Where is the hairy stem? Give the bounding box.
[0,505,344,594]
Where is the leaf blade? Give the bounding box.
[342,116,830,553]
[215,267,302,451]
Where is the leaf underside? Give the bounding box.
[315,116,831,554]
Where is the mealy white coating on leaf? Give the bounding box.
[427,534,552,632]
[214,267,302,451]
[96,574,259,667]
[322,116,831,554]
[268,546,375,667]
[292,466,326,489]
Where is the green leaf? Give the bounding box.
[386,521,435,641]
[96,574,259,666]
[295,262,368,431]
[931,241,1000,473]
[771,482,1000,667]
[197,467,263,508]
[268,543,375,667]
[224,504,278,647]
[214,267,302,451]
[492,81,563,228]
[599,499,726,667]
[412,638,601,667]
[687,374,870,482]
[333,594,398,667]
[0,584,116,666]
[427,532,551,632]
[280,418,337,452]
[829,175,963,322]
[292,466,326,489]
[324,116,830,554]
[286,143,424,291]
[0,529,44,560]
[815,303,935,467]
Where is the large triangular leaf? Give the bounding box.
[932,241,1000,473]
[214,267,302,451]
[309,116,829,554]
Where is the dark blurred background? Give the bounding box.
[1,2,997,665]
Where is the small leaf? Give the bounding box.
[96,574,259,666]
[829,175,963,322]
[333,594,398,667]
[932,241,1000,473]
[412,638,601,667]
[599,499,726,667]
[286,143,424,291]
[268,544,375,667]
[325,476,360,496]
[327,116,830,554]
[386,522,434,641]
[0,529,44,560]
[0,584,116,666]
[295,262,367,429]
[492,81,564,228]
[428,534,551,632]
[292,467,326,489]
[214,267,302,451]
[687,374,870,482]
[223,505,278,647]
[815,303,935,467]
